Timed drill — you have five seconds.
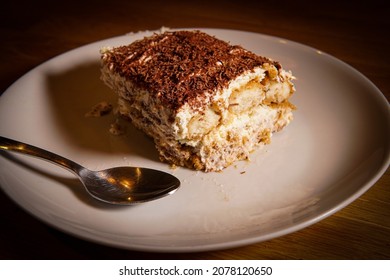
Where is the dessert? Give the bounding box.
[85,101,113,117]
[100,30,296,172]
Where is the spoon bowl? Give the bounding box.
[80,166,180,204]
[0,136,180,205]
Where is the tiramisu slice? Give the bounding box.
[100,30,295,172]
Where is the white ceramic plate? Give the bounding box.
[1,28,389,252]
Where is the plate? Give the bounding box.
[0,28,389,252]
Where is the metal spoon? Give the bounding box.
[0,136,180,205]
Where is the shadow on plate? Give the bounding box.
[43,60,159,162]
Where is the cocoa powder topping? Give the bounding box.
[103,30,279,110]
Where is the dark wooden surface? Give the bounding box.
[1,0,389,259]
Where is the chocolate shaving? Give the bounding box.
[103,30,278,111]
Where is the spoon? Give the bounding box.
[0,136,180,205]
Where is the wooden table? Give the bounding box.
[1,0,389,259]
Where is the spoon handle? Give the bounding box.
[0,136,84,175]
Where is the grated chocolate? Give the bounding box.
[103,30,280,111]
